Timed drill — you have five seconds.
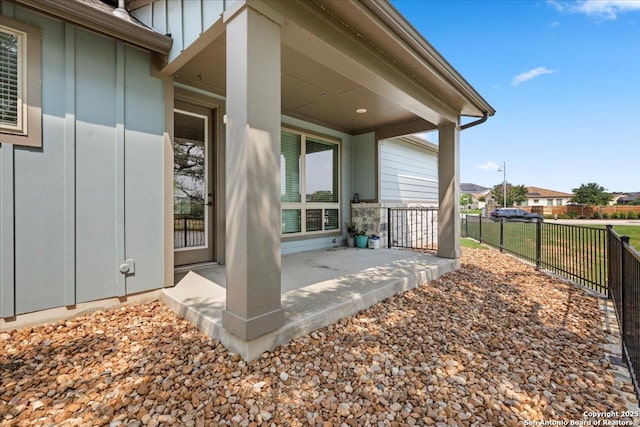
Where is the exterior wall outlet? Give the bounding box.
[118,259,135,275]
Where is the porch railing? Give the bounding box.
[607,225,640,400]
[174,216,205,249]
[388,208,438,250]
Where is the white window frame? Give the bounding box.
[281,127,341,237]
[0,17,41,147]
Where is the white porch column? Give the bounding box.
[437,122,461,261]
[222,2,284,341]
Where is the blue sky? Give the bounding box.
[391,0,640,194]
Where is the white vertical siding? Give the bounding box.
[152,0,168,34]
[380,139,438,203]
[131,0,226,63]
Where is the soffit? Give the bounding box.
[175,33,427,135]
[315,0,493,118]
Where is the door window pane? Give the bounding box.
[305,137,338,203]
[174,111,206,248]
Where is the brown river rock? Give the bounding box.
[1,248,637,426]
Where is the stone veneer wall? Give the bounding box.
[350,203,438,248]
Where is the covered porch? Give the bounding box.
[163,247,456,360]
[145,0,494,355]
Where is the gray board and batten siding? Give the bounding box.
[0,4,165,317]
[130,0,227,64]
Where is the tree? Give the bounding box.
[570,183,612,206]
[460,193,473,207]
[491,183,527,207]
[173,138,205,215]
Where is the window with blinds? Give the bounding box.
[281,129,340,236]
[1,17,41,147]
[0,26,23,132]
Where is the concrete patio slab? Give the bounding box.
[162,247,457,360]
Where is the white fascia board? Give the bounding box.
[356,0,495,118]
[387,135,439,154]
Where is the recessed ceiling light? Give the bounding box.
[356,108,367,114]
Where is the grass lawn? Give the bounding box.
[578,224,640,250]
[461,237,487,249]
[609,225,640,250]
[462,218,623,293]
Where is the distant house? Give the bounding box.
[525,187,574,207]
[460,183,490,209]
[610,194,626,205]
[617,192,640,205]
[461,183,490,195]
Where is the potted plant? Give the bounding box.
[355,226,369,249]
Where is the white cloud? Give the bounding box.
[548,0,640,20]
[477,161,500,172]
[511,67,555,86]
[551,21,560,27]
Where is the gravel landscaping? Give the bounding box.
[1,248,637,426]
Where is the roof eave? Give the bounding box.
[13,0,172,54]
[361,0,495,119]
[393,135,438,153]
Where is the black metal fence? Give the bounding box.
[462,215,608,294]
[174,216,205,248]
[388,208,438,250]
[607,226,640,399]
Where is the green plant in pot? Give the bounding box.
[346,223,358,247]
[355,226,369,249]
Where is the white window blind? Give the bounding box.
[281,130,301,203]
[0,27,20,129]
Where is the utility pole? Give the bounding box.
[498,161,506,207]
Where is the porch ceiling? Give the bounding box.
[175,32,435,135]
